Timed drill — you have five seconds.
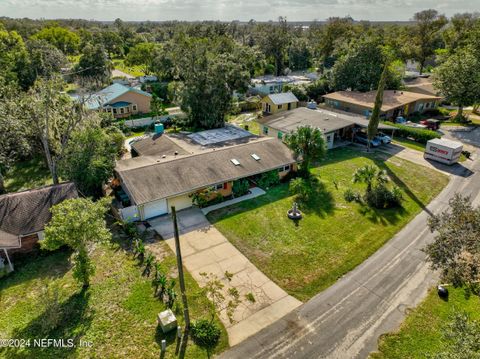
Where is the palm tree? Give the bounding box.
[285,125,327,177]
[352,165,389,192]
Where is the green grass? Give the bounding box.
[208,147,449,301]
[0,238,228,358]
[392,137,426,152]
[371,287,480,358]
[4,157,53,192]
[228,113,261,135]
[113,59,145,77]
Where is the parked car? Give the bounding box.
[375,132,392,144]
[354,133,381,147]
[420,119,440,130]
[395,116,407,124]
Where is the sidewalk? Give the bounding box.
[201,187,266,215]
[148,208,302,346]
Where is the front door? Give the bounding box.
[288,103,291,110]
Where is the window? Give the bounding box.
[214,183,224,190]
[132,104,137,111]
[113,108,117,114]
[251,153,260,161]
[278,164,291,172]
[263,126,269,135]
[231,159,240,166]
[120,108,124,114]
[126,107,130,113]
[269,86,274,93]
[278,104,283,110]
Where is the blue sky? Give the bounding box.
[1,0,479,21]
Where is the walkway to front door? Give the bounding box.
[148,208,302,346]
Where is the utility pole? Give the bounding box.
[171,206,190,331]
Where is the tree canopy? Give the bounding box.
[285,126,326,177]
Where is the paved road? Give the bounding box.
[220,157,480,359]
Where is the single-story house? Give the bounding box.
[0,183,78,271]
[250,75,312,96]
[258,107,396,149]
[323,90,442,119]
[86,83,152,119]
[261,92,299,115]
[114,137,296,221]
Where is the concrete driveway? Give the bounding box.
[148,208,302,346]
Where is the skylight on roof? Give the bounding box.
[251,153,260,161]
[231,159,240,166]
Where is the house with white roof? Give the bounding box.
[261,92,299,115]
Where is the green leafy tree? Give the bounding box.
[288,37,312,71]
[433,47,480,121]
[285,126,326,177]
[315,17,355,69]
[75,43,112,85]
[150,94,167,121]
[409,9,448,74]
[42,198,111,288]
[332,36,401,92]
[256,17,290,76]
[425,194,480,293]
[31,26,80,55]
[0,28,29,86]
[125,42,160,75]
[0,83,31,193]
[59,126,123,198]
[367,63,389,151]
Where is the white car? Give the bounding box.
[375,132,392,144]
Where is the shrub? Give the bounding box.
[365,185,403,209]
[191,319,221,349]
[232,179,249,197]
[389,123,441,143]
[289,177,310,202]
[462,150,471,159]
[257,170,280,189]
[344,188,361,203]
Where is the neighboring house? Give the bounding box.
[0,183,78,271]
[250,75,312,96]
[261,92,299,115]
[258,107,396,149]
[114,134,296,221]
[85,83,152,119]
[323,90,442,119]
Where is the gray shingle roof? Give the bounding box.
[259,107,396,133]
[131,134,189,157]
[117,138,296,205]
[266,92,299,105]
[0,183,78,248]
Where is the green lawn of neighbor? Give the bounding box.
[113,59,145,77]
[4,157,53,192]
[371,287,480,358]
[0,238,228,358]
[392,137,426,152]
[208,147,449,301]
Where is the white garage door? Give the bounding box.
[143,199,168,220]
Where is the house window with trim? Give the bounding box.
[120,108,124,114]
[278,164,291,173]
[132,104,137,111]
[126,107,130,113]
[263,126,269,135]
[278,104,283,110]
[113,108,117,114]
[214,183,224,190]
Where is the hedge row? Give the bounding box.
[389,123,441,143]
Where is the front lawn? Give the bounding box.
[370,287,480,358]
[392,137,426,152]
[208,147,449,301]
[0,237,228,358]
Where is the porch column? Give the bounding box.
[3,248,13,272]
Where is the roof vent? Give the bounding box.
[162,155,166,158]
[231,159,240,166]
[251,153,260,161]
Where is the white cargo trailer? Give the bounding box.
[424,138,463,165]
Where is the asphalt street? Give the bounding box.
[220,155,480,359]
